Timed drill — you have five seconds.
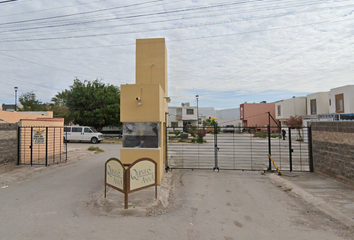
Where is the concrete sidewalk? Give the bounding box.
[268,172,354,228]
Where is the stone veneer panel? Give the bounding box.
[311,122,354,181]
[0,124,18,164]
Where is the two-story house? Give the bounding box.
[240,102,276,128]
[168,103,198,128]
[275,97,307,126]
[302,92,329,126]
[329,85,354,114]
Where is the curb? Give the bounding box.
[268,173,354,228]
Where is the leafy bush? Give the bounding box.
[173,130,181,137]
[253,132,267,138]
[88,146,104,154]
[271,134,282,139]
[188,128,196,137]
[196,129,207,143]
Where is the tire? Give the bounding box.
[91,137,98,144]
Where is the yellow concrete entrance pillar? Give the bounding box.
[120,38,169,185]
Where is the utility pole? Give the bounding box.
[196,95,199,128]
[14,86,18,111]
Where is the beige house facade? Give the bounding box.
[275,97,307,126]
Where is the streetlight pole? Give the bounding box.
[14,87,18,111]
[196,95,199,128]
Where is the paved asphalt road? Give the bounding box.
[0,143,352,240]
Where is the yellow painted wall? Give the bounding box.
[121,84,165,122]
[19,118,64,164]
[136,38,167,96]
[20,118,64,127]
[120,148,163,185]
[0,110,53,123]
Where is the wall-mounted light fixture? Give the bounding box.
[136,96,142,106]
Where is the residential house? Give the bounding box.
[275,97,307,126]
[168,103,198,128]
[303,92,329,126]
[329,85,354,114]
[240,102,276,129]
[306,92,329,116]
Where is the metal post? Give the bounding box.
[165,113,169,172]
[65,131,68,161]
[214,124,219,171]
[268,112,271,171]
[17,126,21,165]
[14,87,18,111]
[53,127,55,164]
[30,127,33,166]
[289,127,293,172]
[196,95,199,127]
[45,127,48,166]
[59,128,62,162]
[308,127,314,172]
[165,124,169,172]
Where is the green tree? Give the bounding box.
[49,91,72,125]
[203,119,218,127]
[65,78,120,131]
[51,90,69,106]
[18,91,47,111]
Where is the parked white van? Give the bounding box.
[63,126,104,144]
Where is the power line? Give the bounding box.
[0,0,21,4]
[0,0,340,32]
[0,0,107,18]
[2,5,354,43]
[0,0,163,26]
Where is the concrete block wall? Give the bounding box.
[312,122,354,181]
[0,124,18,164]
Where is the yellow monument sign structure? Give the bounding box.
[120,38,169,185]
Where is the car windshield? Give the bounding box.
[90,127,98,133]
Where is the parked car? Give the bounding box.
[63,126,104,144]
[223,125,235,133]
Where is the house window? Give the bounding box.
[310,99,317,115]
[277,105,281,116]
[171,122,178,128]
[335,93,344,113]
[240,107,243,119]
[186,109,194,115]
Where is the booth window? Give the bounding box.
[122,122,160,148]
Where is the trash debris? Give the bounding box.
[1,185,9,189]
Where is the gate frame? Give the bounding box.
[165,124,313,172]
[17,126,67,166]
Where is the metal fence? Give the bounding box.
[18,126,67,166]
[166,126,312,172]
